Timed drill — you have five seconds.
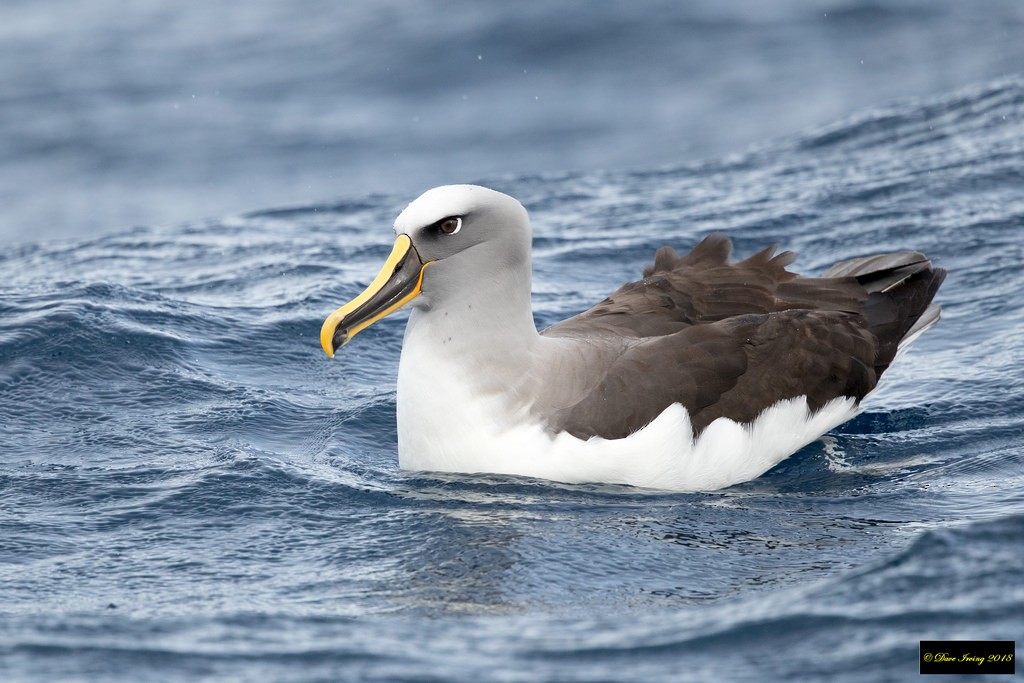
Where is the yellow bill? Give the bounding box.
[320,234,428,357]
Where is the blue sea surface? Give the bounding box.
[2,0,1023,243]
[2,76,1023,681]
[3,3,1024,683]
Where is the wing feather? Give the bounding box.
[537,233,945,439]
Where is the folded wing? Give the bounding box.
[541,234,946,438]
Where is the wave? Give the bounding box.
[3,74,1023,683]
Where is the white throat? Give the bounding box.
[395,245,547,467]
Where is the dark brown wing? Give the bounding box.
[539,234,946,438]
[544,309,878,439]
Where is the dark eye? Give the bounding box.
[438,216,462,235]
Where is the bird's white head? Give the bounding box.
[320,185,533,356]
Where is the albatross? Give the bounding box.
[321,185,945,491]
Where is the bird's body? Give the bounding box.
[322,185,945,491]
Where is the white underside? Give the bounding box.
[397,347,862,492]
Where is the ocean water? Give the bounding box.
[3,0,1024,243]
[2,73,1023,681]
[4,0,1024,680]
